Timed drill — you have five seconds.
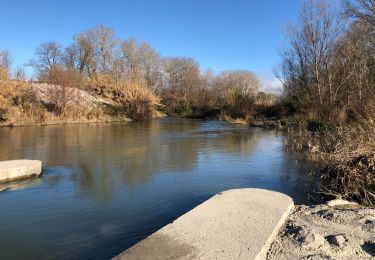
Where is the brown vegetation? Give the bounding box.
[280,0,375,205]
[0,67,49,125]
[318,153,375,206]
[1,23,268,125]
[279,0,375,123]
[1,0,373,205]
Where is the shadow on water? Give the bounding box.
[0,177,42,192]
[0,118,314,259]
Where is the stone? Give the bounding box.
[326,234,347,248]
[0,160,42,182]
[327,199,359,208]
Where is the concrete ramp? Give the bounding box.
[115,188,294,260]
[0,160,42,183]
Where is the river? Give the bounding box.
[0,118,313,259]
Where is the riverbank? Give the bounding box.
[284,121,375,206]
[267,199,375,259]
[0,116,132,127]
[0,74,162,127]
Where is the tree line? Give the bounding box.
[279,0,375,124]
[0,25,273,121]
[6,0,371,125]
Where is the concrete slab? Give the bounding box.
[0,160,42,183]
[114,188,294,260]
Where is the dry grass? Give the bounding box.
[0,67,115,126]
[0,67,48,125]
[89,74,161,120]
[317,153,375,206]
[0,68,161,126]
[117,81,161,120]
[286,120,375,205]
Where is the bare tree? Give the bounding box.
[15,65,26,81]
[345,0,375,28]
[119,39,162,90]
[279,0,345,114]
[91,25,119,73]
[278,0,375,121]
[32,41,63,79]
[163,57,201,96]
[64,25,118,77]
[0,49,11,69]
[213,70,259,116]
[120,38,143,81]
[216,70,259,97]
[64,32,95,74]
[139,42,162,92]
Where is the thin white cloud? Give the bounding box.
[257,72,283,94]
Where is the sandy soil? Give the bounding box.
[267,200,375,259]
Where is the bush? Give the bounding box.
[316,153,375,206]
[0,67,53,125]
[286,120,375,205]
[0,67,23,121]
[306,118,325,132]
[118,82,161,120]
[89,74,160,120]
[44,66,86,90]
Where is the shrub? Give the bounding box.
[306,117,325,132]
[0,66,52,125]
[45,66,86,90]
[89,74,160,120]
[316,153,375,206]
[118,81,161,120]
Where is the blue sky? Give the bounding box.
[0,0,302,91]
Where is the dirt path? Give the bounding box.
[267,200,375,259]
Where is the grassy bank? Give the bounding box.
[285,120,375,206]
[0,24,277,126]
[0,66,164,126]
[273,0,375,206]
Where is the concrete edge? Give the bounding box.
[114,188,295,260]
[0,160,42,183]
[255,202,294,260]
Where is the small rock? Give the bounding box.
[315,210,335,220]
[302,254,334,260]
[327,199,359,208]
[291,225,327,250]
[326,234,347,248]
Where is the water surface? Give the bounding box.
[0,118,313,259]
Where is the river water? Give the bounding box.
[0,118,313,259]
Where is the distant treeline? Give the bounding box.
[0,25,278,123]
[2,0,373,127]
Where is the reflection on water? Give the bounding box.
[0,177,42,192]
[0,118,313,260]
